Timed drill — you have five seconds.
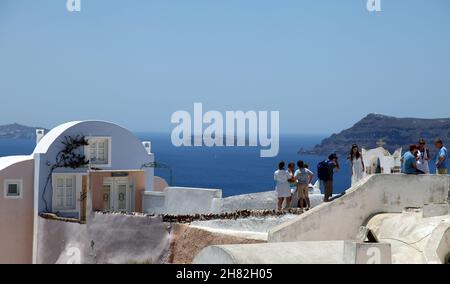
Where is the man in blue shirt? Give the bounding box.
[402,144,423,175]
[434,139,448,175]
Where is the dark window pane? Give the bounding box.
[8,184,19,196]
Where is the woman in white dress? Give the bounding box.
[349,144,365,186]
[274,161,293,210]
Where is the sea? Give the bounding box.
[0,134,352,197]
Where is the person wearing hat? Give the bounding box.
[317,153,339,202]
[416,138,430,174]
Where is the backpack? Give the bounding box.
[317,160,331,181]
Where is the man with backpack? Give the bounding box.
[317,153,339,202]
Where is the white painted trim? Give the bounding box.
[32,154,40,264]
[85,136,112,168]
[103,177,129,183]
[3,179,23,199]
[51,173,85,213]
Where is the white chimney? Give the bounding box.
[36,129,45,145]
[142,141,152,154]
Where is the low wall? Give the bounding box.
[36,213,172,264]
[142,191,165,213]
[165,187,222,215]
[268,174,449,243]
[212,191,325,213]
[143,187,222,215]
[191,215,297,233]
[143,186,328,215]
[193,241,392,264]
[212,191,278,213]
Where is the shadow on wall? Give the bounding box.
[36,213,172,264]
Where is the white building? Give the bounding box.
[362,143,402,175]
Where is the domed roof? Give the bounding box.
[0,155,33,171]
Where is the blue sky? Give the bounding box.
[0,0,449,134]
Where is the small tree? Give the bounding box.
[42,135,90,212]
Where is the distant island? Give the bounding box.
[301,113,450,156]
[0,123,49,139]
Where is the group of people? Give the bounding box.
[274,139,448,211]
[402,138,448,175]
[274,160,314,211]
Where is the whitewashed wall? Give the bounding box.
[268,174,449,242]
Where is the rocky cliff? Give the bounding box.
[301,113,450,156]
[0,123,48,139]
